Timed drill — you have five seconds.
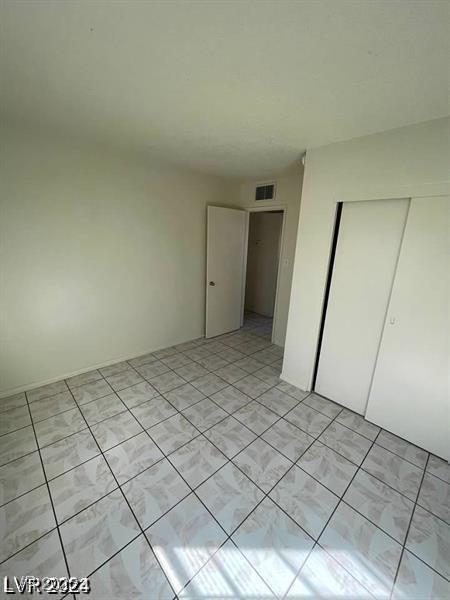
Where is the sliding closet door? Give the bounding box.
[315,199,409,413]
[366,197,449,459]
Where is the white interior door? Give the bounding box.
[366,196,449,459]
[315,198,409,413]
[206,206,248,338]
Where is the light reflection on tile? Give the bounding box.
[287,545,373,598]
[319,502,402,598]
[232,497,314,597]
[392,549,448,600]
[179,539,274,599]
[146,494,227,594]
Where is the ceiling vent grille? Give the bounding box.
[255,182,276,201]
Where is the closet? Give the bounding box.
[315,195,449,459]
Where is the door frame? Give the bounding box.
[243,205,287,345]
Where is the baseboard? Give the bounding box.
[0,334,204,399]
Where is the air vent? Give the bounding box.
[255,182,276,202]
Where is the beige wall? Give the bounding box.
[0,124,235,396]
[283,117,450,391]
[245,211,283,317]
[238,166,303,346]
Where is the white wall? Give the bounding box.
[245,211,283,317]
[0,123,235,396]
[283,117,450,391]
[238,166,303,346]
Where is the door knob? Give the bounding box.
[209,281,216,286]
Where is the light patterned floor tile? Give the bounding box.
[168,437,227,489]
[197,355,229,372]
[160,352,193,370]
[182,346,211,362]
[0,392,27,414]
[127,352,158,368]
[34,408,86,448]
[173,362,210,383]
[233,401,279,435]
[105,431,164,484]
[135,360,170,379]
[287,545,373,599]
[0,485,55,563]
[344,469,414,542]
[41,429,99,480]
[214,363,248,384]
[253,365,281,387]
[99,361,132,378]
[392,549,448,600]
[105,369,144,392]
[147,413,199,454]
[0,426,37,467]
[0,405,31,435]
[285,403,332,437]
[270,465,338,540]
[405,505,449,579]
[191,373,228,396]
[131,396,176,429]
[71,379,114,405]
[303,392,342,419]
[362,444,423,501]
[233,497,314,597]
[179,539,274,599]
[426,454,450,484]
[417,472,449,522]
[197,463,264,534]
[66,369,102,389]
[0,530,68,588]
[233,438,291,493]
[262,418,314,463]
[318,421,372,465]
[60,489,139,578]
[275,381,309,401]
[233,374,273,399]
[377,429,428,469]
[27,380,68,403]
[29,391,76,423]
[182,398,228,432]
[0,451,44,507]
[90,409,143,452]
[122,459,190,529]
[257,388,299,417]
[149,372,186,394]
[80,394,126,426]
[49,455,117,523]
[204,416,256,459]
[319,502,402,598]
[117,380,159,409]
[232,356,266,374]
[88,534,174,599]
[210,385,252,414]
[336,408,380,441]
[164,383,205,411]
[152,346,178,360]
[297,441,357,497]
[216,348,246,363]
[145,493,227,595]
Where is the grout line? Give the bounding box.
[62,384,179,598]
[389,453,432,598]
[16,391,73,583]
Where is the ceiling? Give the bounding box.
[1,0,448,178]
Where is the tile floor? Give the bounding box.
[0,312,448,599]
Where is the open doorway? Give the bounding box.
[243,210,284,341]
